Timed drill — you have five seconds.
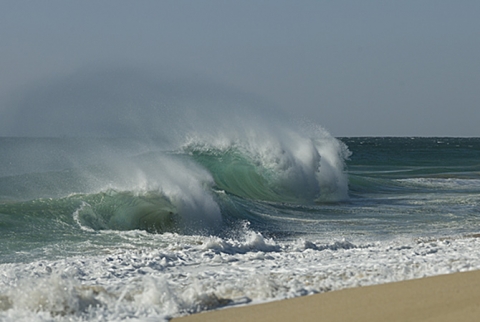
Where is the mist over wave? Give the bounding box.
[0,67,350,235]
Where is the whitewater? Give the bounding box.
[2,72,480,320]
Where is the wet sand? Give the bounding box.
[172,270,480,322]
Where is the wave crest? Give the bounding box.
[182,123,349,203]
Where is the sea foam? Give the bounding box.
[2,231,480,322]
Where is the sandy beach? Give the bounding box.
[172,270,480,322]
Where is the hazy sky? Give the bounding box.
[1,1,479,137]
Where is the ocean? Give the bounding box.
[1,133,480,321]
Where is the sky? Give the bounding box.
[1,1,479,137]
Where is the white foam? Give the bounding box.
[2,230,480,321]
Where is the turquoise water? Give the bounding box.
[1,135,480,321]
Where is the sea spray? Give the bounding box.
[67,153,223,234]
[2,67,350,206]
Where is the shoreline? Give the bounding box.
[172,269,480,322]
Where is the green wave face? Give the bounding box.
[73,190,178,233]
[0,190,178,234]
[185,146,323,204]
[190,148,281,202]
